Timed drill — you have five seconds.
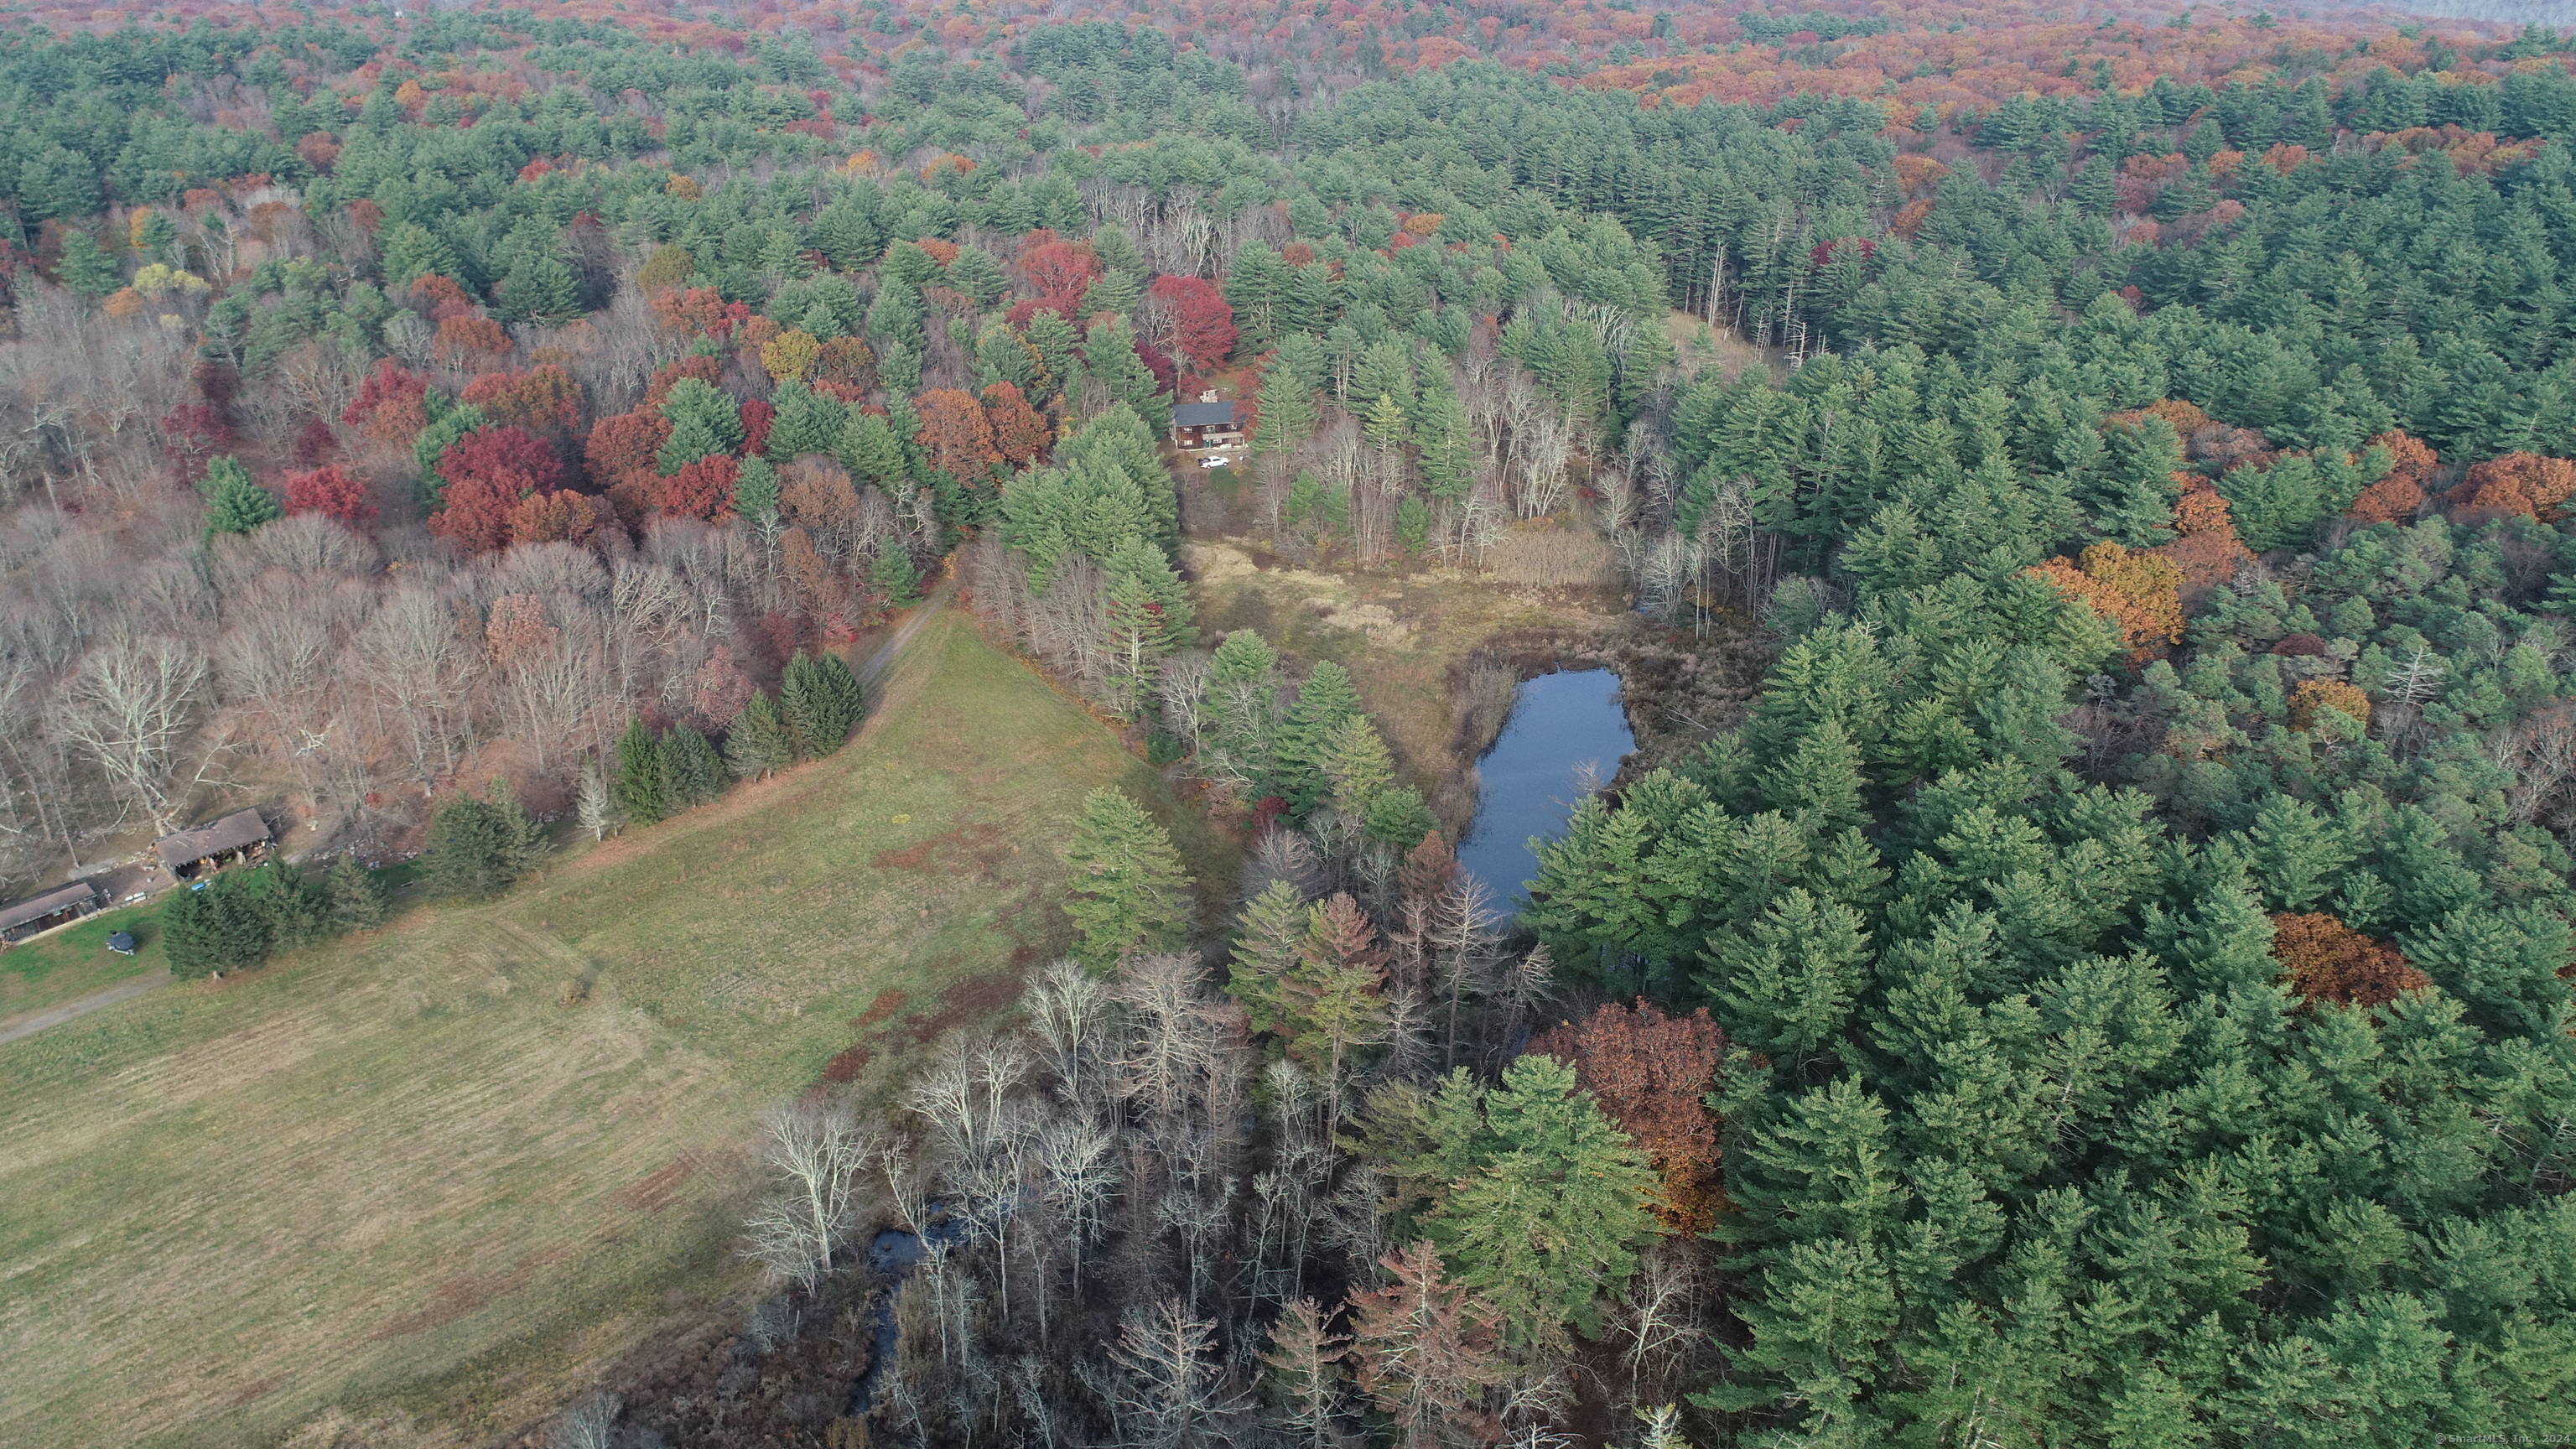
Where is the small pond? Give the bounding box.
[1456,669,1636,912]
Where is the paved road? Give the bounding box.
[0,968,172,1047]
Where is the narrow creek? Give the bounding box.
[849,1214,967,1414]
[1456,669,1636,912]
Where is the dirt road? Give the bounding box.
[0,968,172,1047]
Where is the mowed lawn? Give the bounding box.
[0,902,169,1021]
[0,610,1225,1449]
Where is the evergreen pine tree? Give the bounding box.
[1407,1053,1663,1353]
[1412,379,1477,506]
[763,381,849,461]
[1206,631,1281,792]
[870,539,922,607]
[1104,541,1182,720]
[1083,315,1171,432]
[2092,415,2184,547]
[322,852,390,931]
[1253,358,1320,468]
[779,650,864,757]
[725,690,793,779]
[1696,887,1870,1055]
[162,875,273,977]
[420,783,550,901]
[614,717,669,826]
[1226,877,1308,1034]
[1272,662,1365,816]
[58,231,122,297]
[945,244,1008,306]
[1224,242,1288,352]
[498,253,579,325]
[975,320,1038,391]
[1025,308,1083,406]
[877,341,922,393]
[838,409,909,490]
[657,378,743,475]
[663,725,725,807]
[1081,267,1144,318]
[200,457,281,539]
[1322,714,1397,821]
[239,855,325,953]
[1364,787,1438,849]
[732,456,781,522]
[381,222,465,291]
[1062,787,1193,969]
[809,194,882,270]
[868,274,926,355]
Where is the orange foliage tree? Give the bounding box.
[585,408,671,496]
[2347,431,2435,523]
[2271,913,2428,1009]
[2027,541,2184,661]
[432,314,512,369]
[506,489,605,547]
[981,382,1052,469]
[460,364,583,430]
[915,387,1001,485]
[2446,452,2576,521]
[2153,484,2255,594]
[1529,1000,1728,1232]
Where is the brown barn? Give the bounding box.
[0,880,106,945]
[1170,391,1244,452]
[154,809,273,881]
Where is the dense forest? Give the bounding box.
[2,0,2575,1443]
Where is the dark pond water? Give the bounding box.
[849,1213,968,1414]
[1456,669,1636,911]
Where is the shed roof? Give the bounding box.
[1172,401,1238,426]
[0,880,102,933]
[154,808,272,869]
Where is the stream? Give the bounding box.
[849,1213,967,1415]
[1456,669,1636,913]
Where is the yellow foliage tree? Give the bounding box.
[761,330,823,383]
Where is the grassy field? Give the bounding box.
[0,902,167,1020]
[0,609,1228,1449]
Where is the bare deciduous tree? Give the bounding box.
[1111,1297,1239,1448]
[742,1099,875,1294]
[52,632,206,833]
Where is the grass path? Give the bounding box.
[0,611,1227,1449]
[0,968,172,1046]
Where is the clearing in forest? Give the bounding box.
[0,611,1225,1449]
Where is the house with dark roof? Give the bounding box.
[1171,390,1244,452]
[0,880,106,945]
[153,808,273,881]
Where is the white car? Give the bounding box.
[1198,454,1234,468]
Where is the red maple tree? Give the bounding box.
[290,418,340,468]
[738,397,776,459]
[1149,274,1237,372]
[283,465,374,527]
[654,453,739,522]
